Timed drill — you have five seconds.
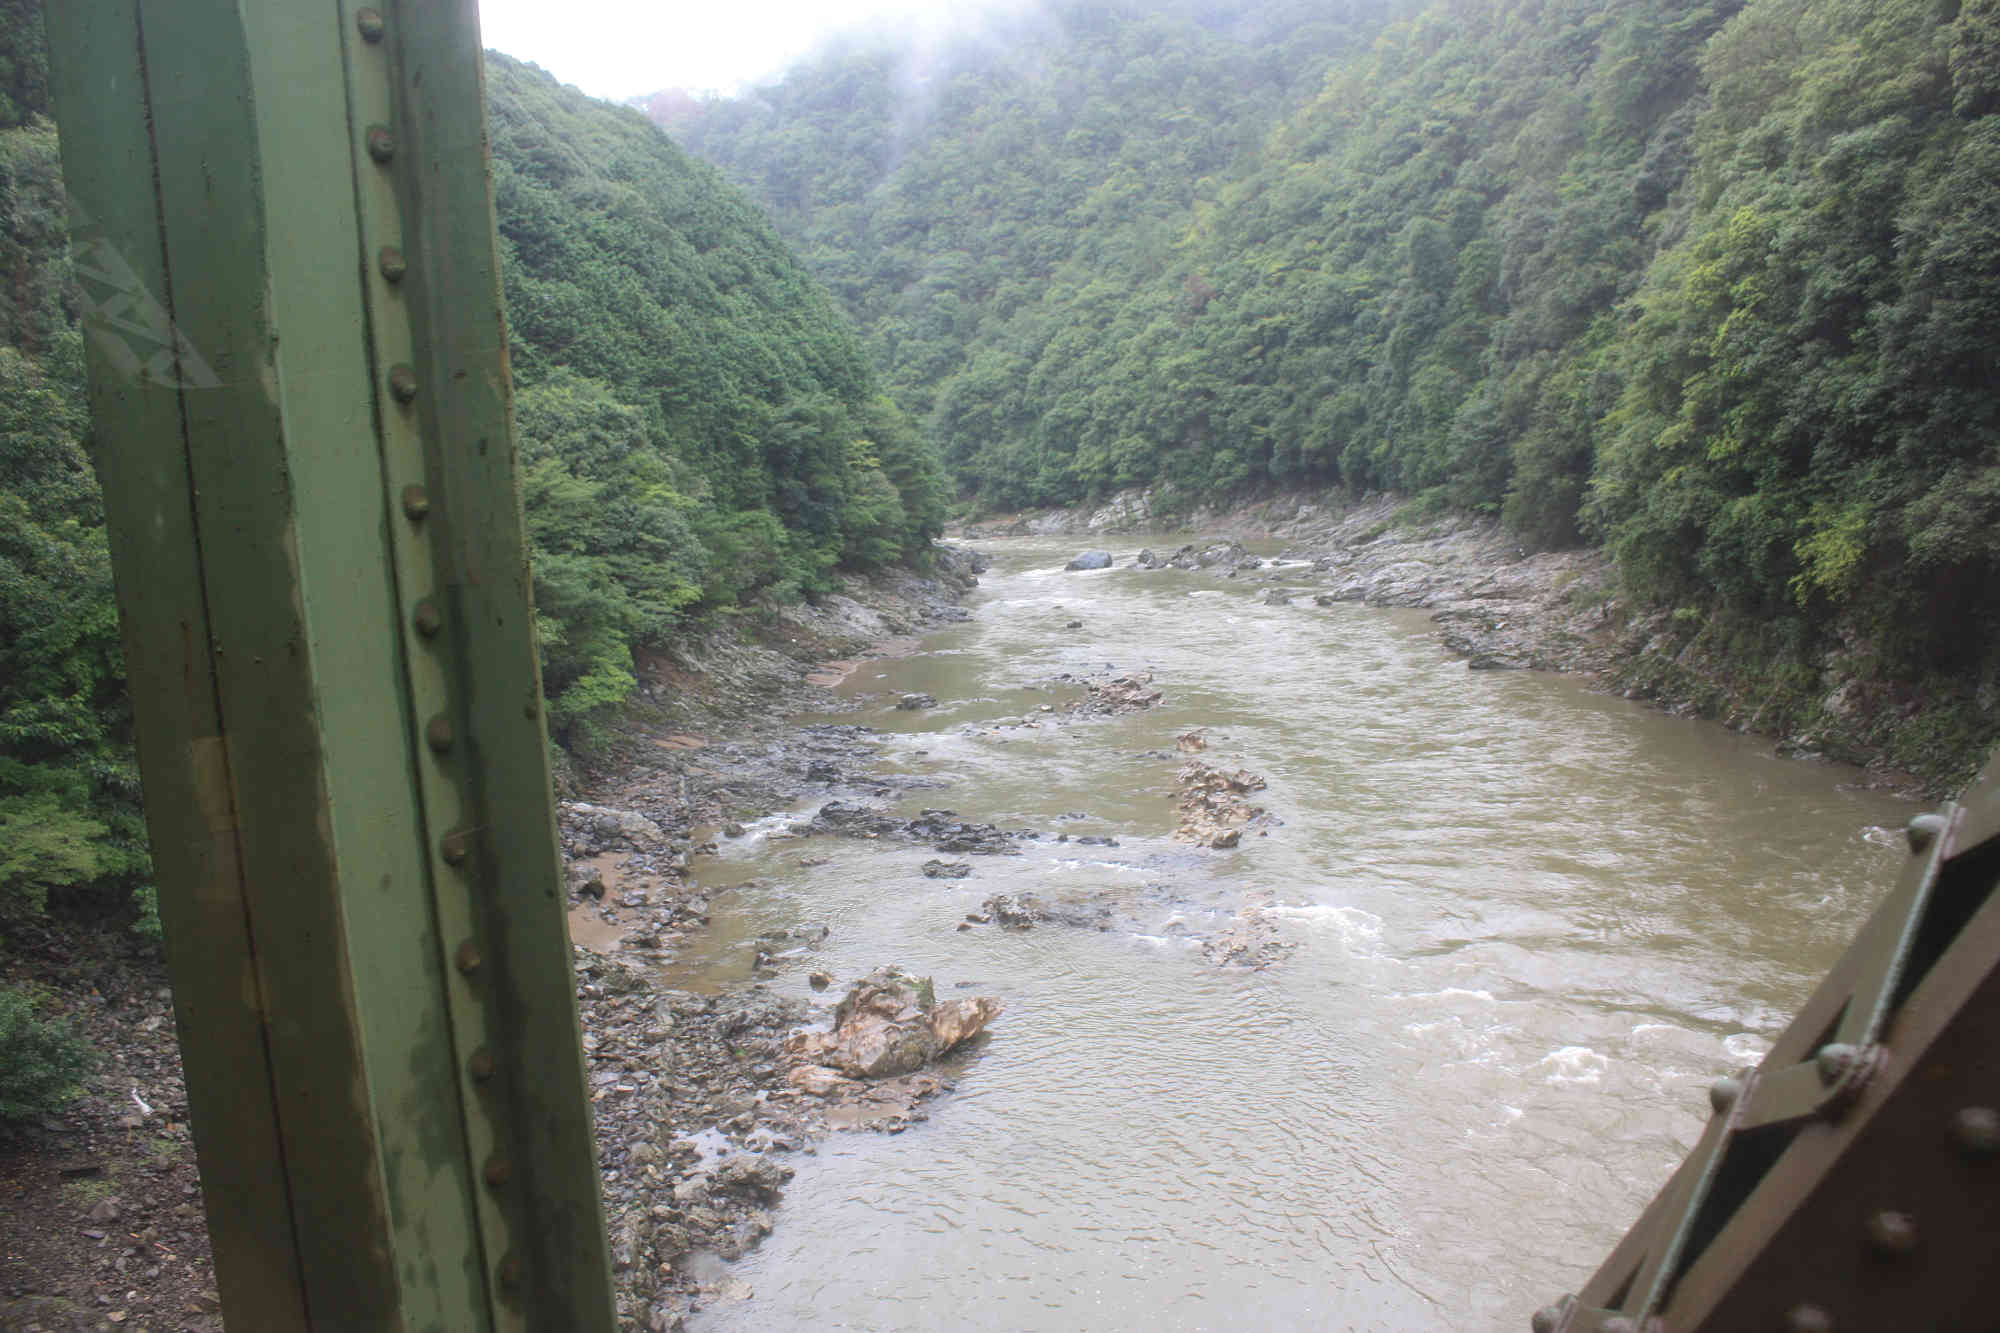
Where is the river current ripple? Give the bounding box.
[679,536,1911,1332]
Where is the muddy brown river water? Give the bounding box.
[674,536,1913,1332]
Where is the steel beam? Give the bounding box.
[1536,755,2000,1332]
[43,3,615,1328]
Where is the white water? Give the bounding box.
[676,537,1911,1331]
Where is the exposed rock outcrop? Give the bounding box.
[1173,762,1269,849]
[785,967,1002,1082]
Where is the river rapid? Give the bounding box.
[673,535,1913,1332]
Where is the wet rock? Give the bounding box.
[786,1064,855,1097]
[1064,619,1084,630]
[712,1155,792,1203]
[1167,540,1261,574]
[805,758,842,783]
[1202,896,1296,970]
[808,970,834,991]
[979,893,1046,929]
[809,802,1028,856]
[1064,549,1113,571]
[559,801,670,854]
[896,692,938,710]
[784,967,1002,1080]
[1132,548,1164,569]
[1063,672,1163,718]
[1262,588,1293,606]
[1174,761,1269,849]
[922,859,973,879]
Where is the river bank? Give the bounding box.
[957,488,1986,796]
[0,551,989,1333]
[553,548,1006,1330]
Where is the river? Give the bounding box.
[673,535,1913,1332]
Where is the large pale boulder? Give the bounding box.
[1064,549,1113,571]
[786,967,1002,1080]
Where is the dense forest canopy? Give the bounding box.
[5,0,2000,945]
[0,16,946,938]
[672,0,2000,773]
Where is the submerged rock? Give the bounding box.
[922,859,973,879]
[808,802,1029,855]
[896,692,938,710]
[977,893,1047,930]
[1064,549,1114,571]
[1063,671,1163,718]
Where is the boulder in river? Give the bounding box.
[785,966,1002,1080]
[1174,761,1269,848]
[1063,671,1163,717]
[1064,549,1114,571]
[1133,548,1164,569]
[922,859,973,879]
[896,692,938,710]
[979,893,1046,929]
[1166,540,1262,574]
[809,801,1028,855]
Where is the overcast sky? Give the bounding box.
[476,0,959,101]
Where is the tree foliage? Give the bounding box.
[0,16,950,932]
[680,0,2000,760]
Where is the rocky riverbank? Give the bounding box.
[960,489,1970,795]
[0,549,993,1333]
[551,548,1022,1330]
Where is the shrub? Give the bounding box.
[0,985,92,1129]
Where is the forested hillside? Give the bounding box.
[671,0,2000,780]
[0,15,944,951]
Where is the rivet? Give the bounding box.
[497,1252,520,1288]
[413,600,442,637]
[1530,1305,1562,1333]
[456,939,482,975]
[483,1154,512,1187]
[440,831,469,865]
[1866,1209,1917,1257]
[355,7,385,42]
[1816,1043,1859,1086]
[1787,1304,1834,1333]
[426,715,454,753]
[468,1048,497,1081]
[1906,812,1946,853]
[388,364,419,403]
[1709,1075,1743,1116]
[401,484,430,520]
[1953,1106,2000,1157]
[378,246,407,283]
[366,124,396,163]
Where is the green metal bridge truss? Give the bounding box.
[42,3,2000,1329]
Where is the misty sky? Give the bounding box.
[477,0,972,100]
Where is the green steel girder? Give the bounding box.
[43,3,615,1328]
